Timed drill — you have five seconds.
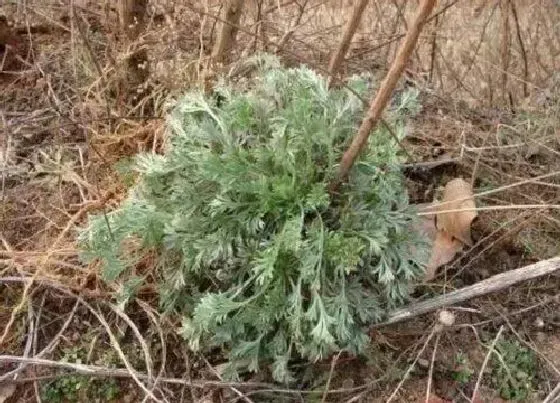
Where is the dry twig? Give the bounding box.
[471,325,504,402]
[375,256,560,327]
[327,0,369,87]
[387,326,437,402]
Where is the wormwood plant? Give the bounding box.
[80,55,427,382]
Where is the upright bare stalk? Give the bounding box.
[327,0,369,87]
[499,0,511,103]
[212,0,245,63]
[332,0,437,190]
[509,0,528,98]
[428,14,439,84]
[119,0,149,94]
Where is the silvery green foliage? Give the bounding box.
[80,54,427,382]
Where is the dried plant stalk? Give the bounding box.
[428,14,438,83]
[509,0,529,98]
[499,0,511,103]
[327,0,369,86]
[333,0,437,189]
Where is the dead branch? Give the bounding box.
[509,0,529,98]
[0,355,374,396]
[459,3,498,85]
[0,355,272,389]
[374,256,560,327]
[348,0,458,63]
[327,0,369,87]
[428,14,438,83]
[499,0,511,103]
[212,0,244,63]
[275,0,308,53]
[332,0,437,190]
[543,382,560,403]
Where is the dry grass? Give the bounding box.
[1,1,560,401]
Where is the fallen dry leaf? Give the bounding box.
[436,178,477,246]
[424,229,464,281]
[408,208,464,283]
[412,177,477,283]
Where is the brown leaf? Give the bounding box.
[424,230,464,281]
[409,206,463,282]
[406,209,437,267]
[436,178,477,246]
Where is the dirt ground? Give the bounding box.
[1,1,560,402]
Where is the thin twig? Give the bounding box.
[275,0,308,53]
[387,326,437,402]
[200,355,255,403]
[31,293,46,403]
[425,170,560,211]
[494,308,560,378]
[347,0,458,62]
[428,13,438,84]
[418,204,560,216]
[137,300,167,401]
[0,354,385,396]
[0,197,103,346]
[322,351,342,403]
[425,333,440,402]
[471,326,504,402]
[509,0,529,98]
[79,297,163,402]
[72,7,114,132]
[543,382,560,403]
[499,0,511,103]
[106,301,154,386]
[0,299,78,383]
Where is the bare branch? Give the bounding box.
[327,0,369,87]
[332,0,437,190]
[375,256,560,327]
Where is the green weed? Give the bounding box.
[491,339,537,401]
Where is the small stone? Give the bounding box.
[438,310,456,326]
[534,317,545,328]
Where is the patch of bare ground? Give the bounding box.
[1,1,559,402]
